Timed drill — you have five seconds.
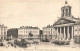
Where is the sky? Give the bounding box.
[0,0,80,29]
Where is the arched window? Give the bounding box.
[63,9,64,13]
[66,8,68,13]
[62,9,64,16]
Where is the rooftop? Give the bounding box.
[0,24,7,28]
[19,26,39,29]
[43,25,54,29]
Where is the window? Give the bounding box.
[75,29,77,31]
[4,32,6,35]
[66,8,68,13]
[63,9,64,13]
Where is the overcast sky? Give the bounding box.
[0,0,80,29]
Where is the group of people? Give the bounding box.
[6,42,16,48]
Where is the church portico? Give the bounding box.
[54,25,74,41]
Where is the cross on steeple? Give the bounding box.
[65,0,68,4]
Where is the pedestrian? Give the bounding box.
[14,45,16,48]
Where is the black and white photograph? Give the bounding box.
[0,0,80,51]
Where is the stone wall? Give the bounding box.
[74,35,80,44]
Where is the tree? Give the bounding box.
[29,32,33,40]
[29,33,33,37]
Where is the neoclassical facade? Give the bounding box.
[18,26,40,39]
[42,1,80,41]
[0,24,7,41]
[53,1,80,41]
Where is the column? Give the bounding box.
[71,26,73,39]
[67,26,69,40]
[2,28,4,40]
[57,27,58,39]
[60,27,61,40]
[64,26,65,40]
[54,28,57,39]
[70,26,74,45]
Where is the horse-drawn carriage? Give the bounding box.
[14,39,27,47]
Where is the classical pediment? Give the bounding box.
[53,18,76,25]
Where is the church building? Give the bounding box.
[53,1,80,41]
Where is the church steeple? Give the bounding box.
[61,1,71,17]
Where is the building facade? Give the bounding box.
[53,1,80,41]
[0,24,7,41]
[7,28,18,39]
[18,26,40,39]
[42,1,80,43]
[42,25,55,41]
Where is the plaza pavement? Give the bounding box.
[0,42,80,51]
